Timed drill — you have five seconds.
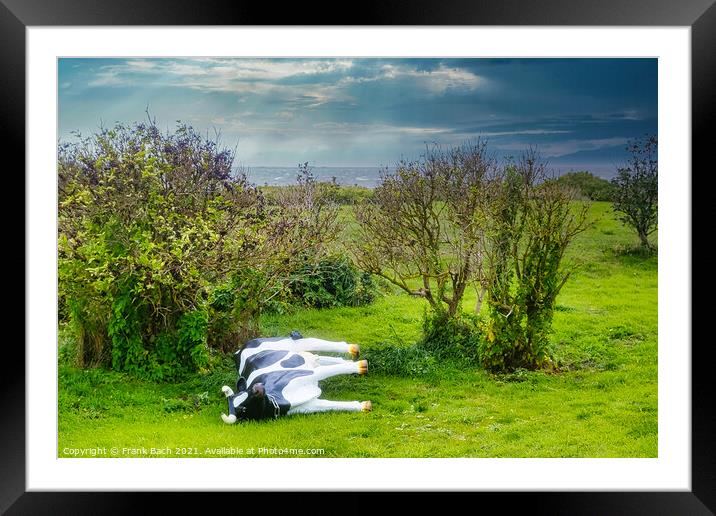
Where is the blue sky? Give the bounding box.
[58,58,657,178]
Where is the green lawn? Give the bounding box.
[58,201,657,458]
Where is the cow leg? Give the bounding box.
[311,360,368,381]
[287,398,371,415]
[291,338,360,358]
[315,355,352,366]
[296,352,351,368]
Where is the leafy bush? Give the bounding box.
[58,122,338,378]
[205,272,264,351]
[553,171,615,201]
[287,255,377,309]
[329,184,374,205]
[58,121,258,377]
[482,155,589,372]
[418,310,482,363]
[261,182,373,205]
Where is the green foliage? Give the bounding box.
[482,155,590,372]
[611,135,658,251]
[58,122,340,376]
[480,306,555,373]
[176,310,210,369]
[418,310,482,363]
[325,184,374,205]
[58,322,81,366]
[65,297,110,367]
[553,171,616,201]
[58,121,262,377]
[107,288,147,375]
[261,182,373,205]
[205,273,262,351]
[364,344,438,377]
[105,281,210,380]
[286,255,377,309]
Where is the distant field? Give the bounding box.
[58,201,657,458]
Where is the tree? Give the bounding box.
[354,143,589,370]
[611,135,658,250]
[354,141,495,320]
[553,171,615,201]
[481,152,590,371]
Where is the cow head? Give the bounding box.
[220,379,275,423]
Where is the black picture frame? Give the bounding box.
[5,0,712,513]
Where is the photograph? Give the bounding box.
[8,8,709,509]
[56,56,659,459]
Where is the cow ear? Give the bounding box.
[236,377,247,392]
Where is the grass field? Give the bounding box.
[58,201,657,458]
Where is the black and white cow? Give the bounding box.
[220,332,371,423]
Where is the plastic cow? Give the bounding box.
[220,332,371,423]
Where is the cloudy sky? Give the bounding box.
[58,58,657,177]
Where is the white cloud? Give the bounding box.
[124,60,157,71]
[377,63,484,93]
[275,111,295,120]
[87,58,355,91]
[83,58,484,104]
[311,121,449,136]
[87,69,123,87]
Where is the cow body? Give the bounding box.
[220,333,371,423]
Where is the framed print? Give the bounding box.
[6,0,713,513]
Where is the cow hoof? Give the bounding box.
[357,360,368,375]
[361,401,372,412]
[349,344,360,359]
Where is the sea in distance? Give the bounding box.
[245,166,390,188]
